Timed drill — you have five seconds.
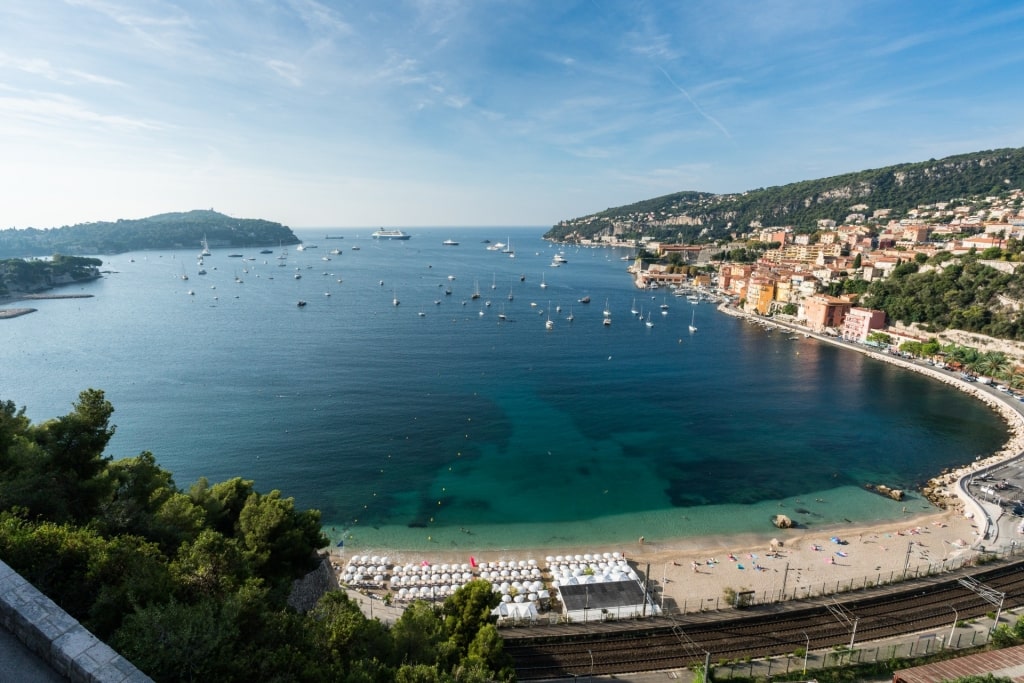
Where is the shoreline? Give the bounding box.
[332,302,1024,609]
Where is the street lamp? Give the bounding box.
[802,631,810,675]
[587,648,594,682]
[948,605,960,648]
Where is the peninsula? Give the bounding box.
[0,209,299,258]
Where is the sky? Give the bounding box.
[2,1,1024,230]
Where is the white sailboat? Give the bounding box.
[645,312,654,328]
[630,297,638,316]
[539,273,547,289]
[200,234,211,257]
[688,310,698,333]
[545,301,554,330]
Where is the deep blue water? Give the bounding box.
[0,227,1008,553]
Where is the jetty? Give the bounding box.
[0,308,37,319]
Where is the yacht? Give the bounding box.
[442,239,459,246]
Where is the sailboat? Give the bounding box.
[603,298,611,318]
[539,274,547,289]
[630,297,638,316]
[545,302,554,330]
[491,274,497,289]
[393,290,400,306]
[200,234,211,257]
[645,312,654,328]
[567,306,575,322]
[471,280,481,299]
[688,310,698,333]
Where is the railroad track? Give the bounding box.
[506,560,1024,679]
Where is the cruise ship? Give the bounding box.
[371,229,411,240]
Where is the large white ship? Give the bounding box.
[371,229,411,240]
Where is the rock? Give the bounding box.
[772,514,793,529]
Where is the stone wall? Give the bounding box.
[0,560,151,682]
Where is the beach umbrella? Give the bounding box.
[502,594,512,603]
[514,595,525,603]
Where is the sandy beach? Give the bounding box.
[331,506,990,613]
[332,315,1024,613]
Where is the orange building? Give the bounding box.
[802,294,852,334]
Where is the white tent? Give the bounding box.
[491,601,540,623]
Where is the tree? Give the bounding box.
[442,579,501,654]
[391,601,446,667]
[236,489,328,593]
[36,389,117,522]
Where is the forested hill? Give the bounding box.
[546,147,1024,243]
[0,210,299,257]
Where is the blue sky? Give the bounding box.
[2,1,1023,229]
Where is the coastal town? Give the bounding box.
[569,187,1024,364]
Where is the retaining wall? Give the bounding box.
[0,560,151,682]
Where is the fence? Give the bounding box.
[711,627,991,680]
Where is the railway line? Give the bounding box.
[505,560,1024,679]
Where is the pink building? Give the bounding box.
[840,307,887,342]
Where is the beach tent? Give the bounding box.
[491,601,539,623]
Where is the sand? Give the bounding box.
[331,506,987,610]
[331,318,1024,610]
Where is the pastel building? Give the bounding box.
[840,307,887,342]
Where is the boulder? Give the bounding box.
[771,514,793,529]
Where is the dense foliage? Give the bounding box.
[0,254,101,296]
[0,210,299,257]
[546,147,1024,243]
[0,391,514,682]
[860,254,1024,340]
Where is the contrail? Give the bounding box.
[656,65,731,139]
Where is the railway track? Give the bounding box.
[506,560,1024,679]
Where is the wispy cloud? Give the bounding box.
[655,66,731,140]
[265,59,303,87]
[0,52,124,87]
[0,91,165,132]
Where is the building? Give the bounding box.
[557,580,659,623]
[802,295,852,334]
[840,307,887,342]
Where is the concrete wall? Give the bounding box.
[0,560,151,682]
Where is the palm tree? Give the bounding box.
[976,351,1010,380]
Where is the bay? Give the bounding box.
[0,227,1007,553]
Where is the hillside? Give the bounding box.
[0,210,299,257]
[546,147,1024,243]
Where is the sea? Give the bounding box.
[0,226,1009,555]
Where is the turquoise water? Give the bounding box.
[0,227,1008,553]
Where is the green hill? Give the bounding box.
[0,210,299,257]
[546,147,1024,243]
